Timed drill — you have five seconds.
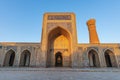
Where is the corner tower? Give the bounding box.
[41,13,77,67]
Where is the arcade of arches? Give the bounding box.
[87,49,117,68]
[3,49,31,67]
[1,48,118,68]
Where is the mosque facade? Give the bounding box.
[0,13,120,68]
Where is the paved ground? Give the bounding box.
[0,68,120,80]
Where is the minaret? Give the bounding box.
[87,19,100,44]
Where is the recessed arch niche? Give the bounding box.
[4,49,15,67]
[104,50,117,67]
[88,49,100,67]
[47,27,71,67]
[20,50,31,67]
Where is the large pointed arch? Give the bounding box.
[4,49,15,67]
[48,26,71,41]
[104,49,117,67]
[88,49,100,67]
[20,50,31,67]
[47,26,71,67]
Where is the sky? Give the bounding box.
[0,0,120,43]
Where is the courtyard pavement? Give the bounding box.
[0,67,120,80]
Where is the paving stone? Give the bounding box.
[0,68,120,80]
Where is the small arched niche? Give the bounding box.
[88,49,100,67]
[4,49,15,67]
[20,50,31,67]
[104,50,117,67]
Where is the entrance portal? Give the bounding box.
[55,52,62,67]
[47,27,71,67]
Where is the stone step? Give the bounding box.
[0,67,120,72]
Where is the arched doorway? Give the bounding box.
[104,50,117,67]
[55,52,63,67]
[88,49,100,67]
[20,50,31,67]
[4,50,15,67]
[47,27,71,67]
